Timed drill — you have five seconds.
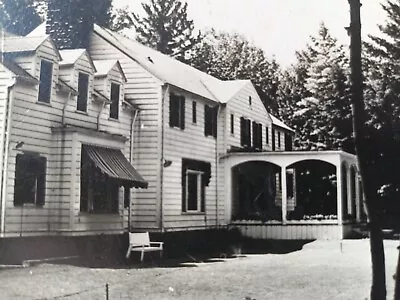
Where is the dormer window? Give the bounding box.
[110,83,120,119]
[169,93,185,129]
[38,60,53,103]
[77,72,89,112]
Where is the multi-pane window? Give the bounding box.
[110,83,120,119]
[204,105,218,138]
[240,117,251,147]
[38,60,53,103]
[181,158,211,213]
[252,121,262,150]
[77,72,89,112]
[169,93,185,129]
[192,101,197,124]
[230,114,234,135]
[80,147,119,213]
[14,154,46,206]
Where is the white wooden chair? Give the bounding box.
[125,232,164,262]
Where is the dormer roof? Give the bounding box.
[270,114,295,133]
[1,59,38,84]
[1,35,61,60]
[59,49,96,72]
[93,60,127,82]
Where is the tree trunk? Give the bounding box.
[347,1,386,299]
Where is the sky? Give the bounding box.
[113,0,387,67]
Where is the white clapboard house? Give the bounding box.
[0,18,363,244]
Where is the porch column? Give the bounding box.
[347,167,352,216]
[355,173,361,222]
[281,166,287,224]
[336,162,343,225]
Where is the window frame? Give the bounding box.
[169,93,185,129]
[14,153,46,207]
[38,60,53,103]
[185,169,204,213]
[109,82,120,120]
[77,72,89,112]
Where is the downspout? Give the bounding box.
[62,92,71,126]
[97,101,107,131]
[128,108,140,230]
[215,104,222,228]
[159,84,169,231]
[1,79,16,235]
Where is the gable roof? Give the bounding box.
[1,35,61,60]
[94,25,220,102]
[93,59,127,82]
[59,49,96,72]
[270,114,295,132]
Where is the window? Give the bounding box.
[192,101,197,123]
[285,133,293,151]
[77,72,89,112]
[14,153,46,206]
[38,60,53,103]
[272,128,276,151]
[204,105,218,138]
[252,121,262,150]
[266,126,269,144]
[240,117,251,147]
[80,147,119,213]
[230,114,234,134]
[169,93,185,129]
[110,83,120,119]
[181,158,211,213]
[278,131,281,148]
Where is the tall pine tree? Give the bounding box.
[115,0,200,62]
[190,30,281,113]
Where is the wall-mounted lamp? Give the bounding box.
[163,159,172,168]
[15,141,25,149]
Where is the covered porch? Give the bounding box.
[222,151,364,240]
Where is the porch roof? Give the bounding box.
[221,150,357,169]
[83,144,148,188]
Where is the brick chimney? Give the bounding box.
[46,0,94,50]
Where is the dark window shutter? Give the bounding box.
[240,117,245,146]
[272,128,276,151]
[192,101,197,123]
[181,160,187,212]
[212,106,218,138]
[124,186,130,208]
[179,96,185,129]
[266,126,269,144]
[77,73,89,112]
[246,119,251,147]
[169,93,179,127]
[252,121,257,148]
[14,154,25,206]
[201,184,205,212]
[110,83,120,119]
[36,156,46,206]
[230,114,234,134]
[205,105,211,136]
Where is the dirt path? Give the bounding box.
[0,239,398,300]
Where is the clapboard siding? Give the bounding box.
[161,87,219,229]
[226,82,273,151]
[89,32,162,230]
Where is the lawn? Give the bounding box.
[0,239,398,300]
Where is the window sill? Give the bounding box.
[14,203,44,208]
[181,211,206,216]
[108,117,120,122]
[36,101,52,107]
[75,110,88,115]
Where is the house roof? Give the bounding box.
[1,35,62,60]
[93,59,127,82]
[94,25,220,102]
[270,114,295,132]
[202,79,251,104]
[1,59,38,84]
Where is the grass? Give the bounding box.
[0,239,398,300]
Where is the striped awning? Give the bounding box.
[83,144,148,188]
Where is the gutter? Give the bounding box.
[1,78,16,235]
